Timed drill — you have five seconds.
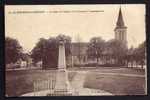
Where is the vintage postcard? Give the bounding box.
[5,4,146,96]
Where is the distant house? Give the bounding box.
[16,58,27,68]
[36,61,42,68]
[70,42,88,66]
[69,42,116,67]
[8,55,33,69]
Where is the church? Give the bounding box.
[68,7,128,67]
[114,7,127,46]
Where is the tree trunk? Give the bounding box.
[96,56,99,66]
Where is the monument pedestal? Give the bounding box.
[53,38,73,96]
[54,70,73,95]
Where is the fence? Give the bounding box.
[33,76,56,96]
[33,76,73,96]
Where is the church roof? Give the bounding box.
[116,7,125,27]
[71,42,89,56]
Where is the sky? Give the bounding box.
[5,4,146,53]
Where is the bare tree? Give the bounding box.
[75,34,82,65]
[87,37,105,66]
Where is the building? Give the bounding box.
[114,7,127,46]
[71,42,89,66]
[70,7,128,66]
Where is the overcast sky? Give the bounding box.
[5,4,146,53]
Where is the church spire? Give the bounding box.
[116,7,125,27]
[114,6,127,47]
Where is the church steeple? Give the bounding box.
[114,7,127,47]
[116,7,125,27]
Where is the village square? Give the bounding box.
[5,5,146,96]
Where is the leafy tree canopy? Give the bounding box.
[87,37,105,61]
[31,34,71,69]
[5,37,23,64]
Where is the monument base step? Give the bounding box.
[47,90,73,96]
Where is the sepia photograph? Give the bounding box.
[5,4,146,96]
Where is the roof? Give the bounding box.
[71,42,89,56]
[116,7,125,27]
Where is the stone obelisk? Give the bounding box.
[58,40,66,70]
[54,39,72,95]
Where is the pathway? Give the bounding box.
[70,71,113,95]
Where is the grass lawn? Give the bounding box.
[92,67,145,75]
[6,69,77,97]
[6,67,146,96]
[69,67,145,75]
[84,72,146,95]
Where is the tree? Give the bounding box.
[31,37,57,69]
[87,37,105,64]
[107,39,127,65]
[56,34,72,57]
[125,41,146,68]
[5,37,23,64]
[125,46,135,67]
[75,34,82,64]
[134,41,146,68]
[31,38,47,64]
[31,34,72,69]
